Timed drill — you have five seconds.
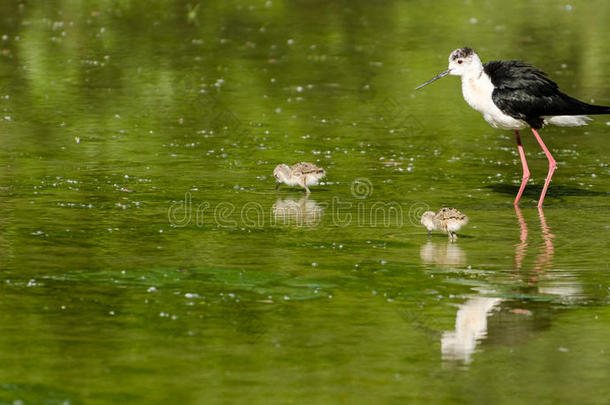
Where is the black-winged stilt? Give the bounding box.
[415,47,610,207]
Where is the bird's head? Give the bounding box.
[273,164,291,183]
[447,47,482,76]
[415,47,483,90]
[420,211,437,231]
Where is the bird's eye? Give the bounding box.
[457,60,463,64]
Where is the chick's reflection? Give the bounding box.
[420,241,467,267]
[272,197,323,227]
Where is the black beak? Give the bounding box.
[275,182,281,191]
[415,69,451,90]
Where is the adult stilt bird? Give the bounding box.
[416,47,610,207]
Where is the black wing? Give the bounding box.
[485,60,610,129]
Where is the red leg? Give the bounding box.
[531,128,556,207]
[514,130,530,205]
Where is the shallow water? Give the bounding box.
[1,1,610,404]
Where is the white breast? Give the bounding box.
[283,176,301,186]
[461,72,527,130]
[304,176,320,186]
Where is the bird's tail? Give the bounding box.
[552,93,610,116]
[582,103,610,115]
[560,93,610,115]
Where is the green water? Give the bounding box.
[1,0,610,403]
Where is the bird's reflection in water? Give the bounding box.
[534,206,554,273]
[272,196,324,227]
[439,207,579,365]
[514,205,529,271]
[441,293,502,364]
[420,241,467,267]
[515,206,555,273]
[419,241,500,364]
[522,207,581,299]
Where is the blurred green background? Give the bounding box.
[1,1,609,404]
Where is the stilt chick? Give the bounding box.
[273,162,326,195]
[421,207,468,242]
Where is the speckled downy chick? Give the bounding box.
[273,162,326,195]
[421,207,468,241]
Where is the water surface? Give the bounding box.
[1,1,609,404]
